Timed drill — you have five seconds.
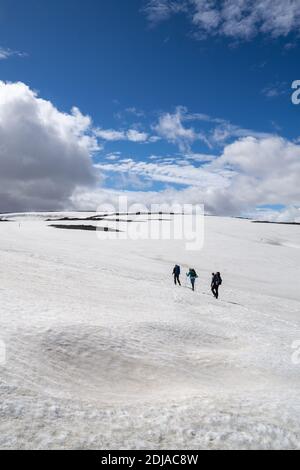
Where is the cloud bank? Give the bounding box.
[78,135,300,221]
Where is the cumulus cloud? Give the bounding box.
[143,0,300,41]
[95,127,149,142]
[154,107,205,151]
[94,129,126,141]
[211,136,300,212]
[0,81,98,212]
[127,129,149,142]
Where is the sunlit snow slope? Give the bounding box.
[0,213,300,449]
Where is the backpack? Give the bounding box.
[174,265,180,275]
[190,269,198,278]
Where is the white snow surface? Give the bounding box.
[0,213,300,450]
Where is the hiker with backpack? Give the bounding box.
[186,268,198,291]
[173,264,181,286]
[211,272,222,299]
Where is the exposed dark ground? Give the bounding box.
[50,225,122,232]
[253,221,300,226]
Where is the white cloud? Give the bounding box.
[211,122,272,145]
[0,47,26,60]
[213,136,300,209]
[144,0,300,41]
[262,81,288,99]
[95,127,149,142]
[89,135,300,220]
[153,106,270,150]
[252,206,300,223]
[96,158,228,187]
[184,152,216,162]
[0,81,98,212]
[127,129,149,142]
[125,107,145,117]
[148,135,161,143]
[94,129,126,141]
[143,0,187,25]
[105,153,122,161]
[154,107,199,151]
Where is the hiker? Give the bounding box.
[187,268,198,291]
[173,264,181,286]
[211,272,222,299]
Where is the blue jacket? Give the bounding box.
[187,269,198,279]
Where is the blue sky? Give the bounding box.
[0,0,300,220]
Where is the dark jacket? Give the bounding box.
[212,273,222,287]
[173,265,181,276]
